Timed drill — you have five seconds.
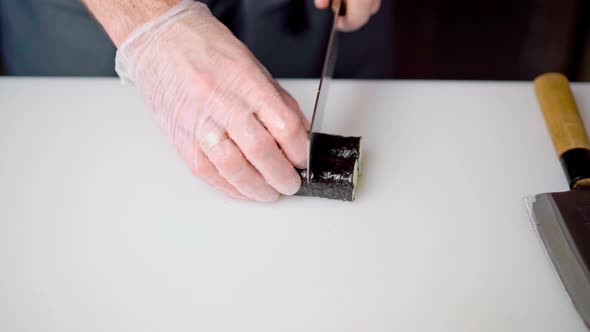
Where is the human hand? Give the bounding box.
[115,0,309,202]
[314,0,381,31]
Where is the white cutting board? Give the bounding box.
[0,78,589,331]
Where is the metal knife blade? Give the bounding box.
[527,191,590,327]
[307,0,344,183]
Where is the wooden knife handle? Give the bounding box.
[534,73,590,156]
[534,72,590,189]
[331,0,347,16]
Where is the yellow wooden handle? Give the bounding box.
[534,73,590,157]
[331,0,347,16]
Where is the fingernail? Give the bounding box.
[296,159,307,170]
[282,176,302,196]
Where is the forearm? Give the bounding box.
[82,0,179,47]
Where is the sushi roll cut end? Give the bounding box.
[295,133,361,202]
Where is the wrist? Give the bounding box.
[83,0,180,47]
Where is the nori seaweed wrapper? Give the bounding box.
[295,133,361,202]
[309,133,361,160]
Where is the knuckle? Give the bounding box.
[217,150,247,177]
[234,56,258,74]
[246,138,273,160]
[191,71,217,92]
[275,110,304,141]
[282,94,300,111]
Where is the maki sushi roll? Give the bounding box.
[295,133,361,202]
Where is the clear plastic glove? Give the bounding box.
[315,0,381,31]
[115,0,309,202]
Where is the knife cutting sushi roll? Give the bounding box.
[295,133,361,202]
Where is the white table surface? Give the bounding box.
[1,78,589,331]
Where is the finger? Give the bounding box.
[315,0,330,9]
[250,60,310,133]
[202,54,307,170]
[189,147,251,201]
[195,64,303,195]
[274,81,311,131]
[199,120,280,202]
[371,0,381,14]
[256,91,309,169]
[337,0,372,32]
[246,80,308,169]
[253,62,310,132]
[165,112,251,200]
[225,110,302,196]
[207,138,280,202]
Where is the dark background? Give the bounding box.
[1,0,589,81]
[389,0,590,81]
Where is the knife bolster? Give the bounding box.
[560,148,590,189]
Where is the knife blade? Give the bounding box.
[526,73,590,327]
[307,0,346,183]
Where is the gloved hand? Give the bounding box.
[314,0,382,31]
[115,0,309,202]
